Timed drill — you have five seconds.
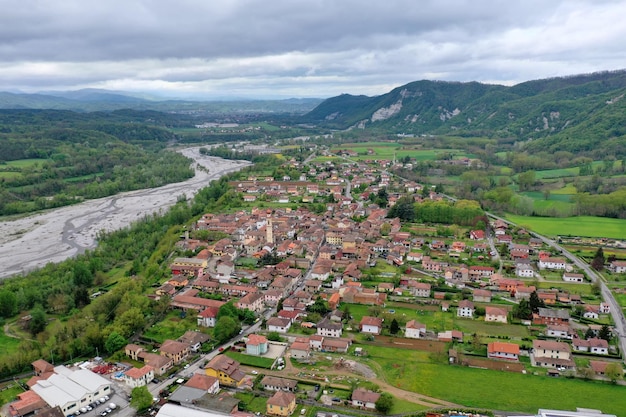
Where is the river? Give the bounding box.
[0,147,250,279]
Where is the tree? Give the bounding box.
[375,392,394,414]
[389,319,399,335]
[130,386,153,412]
[513,299,532,320]
[267,331,282,342]
[599,324,612,341]
[605,363,623,383]
[29,305,47,336]
[367,305,382,317]
[387,196,416,221]
[105,331,127,354]
[308,298,330,315]
[0,290,17,318]
[529,291,544,313]
[214,316,240,343]
[591,247,606,271]
[577,366,595,380]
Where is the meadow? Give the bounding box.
[223,351,275,368]
[366,345,626,415]
[505,215,626,239]
[330,142,470,162]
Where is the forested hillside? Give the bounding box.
[303,70,626,159]
[0,110,194,215]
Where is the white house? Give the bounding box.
[609,260,626,273]
[359,316,383,335]
[546,325,574,340]
[485,306,508,323]
[405,320,426,339]
[317,318,342,338]
[351,389,380,410]
[538,257,567,270]
[267,317,291,333]
[123,365,154,388]
[516,264,535,278]
[197,307,219,328]
[573,338,609,355]
[411,282,431,298]
[457,300,474,318]
[487,342,519,361]
[562,272,584,283]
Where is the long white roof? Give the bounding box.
[31,365,110,408]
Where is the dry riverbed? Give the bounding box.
[0,148,250,279]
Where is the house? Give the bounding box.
[184,373,220,394]
[562,272,585,283]
[473,289,492,303]
[405,320,426,339]
[178,330,210,352]
[533,308,570,326]
[573,338,609,355]
[290,339,311,360]
[584,305,600,319]
[237,293,265,313]
[205,355,246,387]
[532,340,575,370]
[410,282,431,298]
[267,317,292,334]
[457,300,475,318]
[437,330,463,342]
[546,325,575,340]
[321,337,352,353]
[7,390,47,417]
[141,353,173,376]
[360,316,383,335]
[538,257,567,270]
[266,391,296,417]
[197,306,219,328]
[160,340,189,364]
[246,334,269,356]
[262,376,298,392]
[609,260,626,273]
[32,359,55,377]
[485,306,508,323]
[123,365,154,388]
[351,388,380,410]
[600,302,611,314]
[516,264,535,278]
[589,360,610,376]
[487,342,520,361]
[317,318,342,338]
[470,230,485,240]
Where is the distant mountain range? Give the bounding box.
[0,88,323,114]
[303,70,626,156]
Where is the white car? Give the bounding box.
[251,370,258,375]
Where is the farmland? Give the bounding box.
[505,215,626,239]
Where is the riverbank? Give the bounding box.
[0,147,250,279]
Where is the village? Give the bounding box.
[6,154,625,417]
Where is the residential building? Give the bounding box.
[317,318,342,338]
[237,293,265,313]
[485,306,508,323]
[184,374,220,394]
[266,391,296,417]
[572,338,609,355]
[457,300,475,318]
[267,317,292,334]
[562,272,584,283]
[204,356,246,387]
[533,308,570,326]
[487,342,520,361]
[532,340,575,370]
[246,334,269,356]
[160,340,189,364]
[351,388,380,410]
[360,316,383,335]
[123,365,154,388]
[405,320,426,339]
[262,376,298,392]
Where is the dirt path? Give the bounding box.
[246,354,461,409]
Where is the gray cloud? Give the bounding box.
[0,0,624,98]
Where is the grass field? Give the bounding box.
[223,351,275,368]
[0,171,22,179]
[3,159,47,168]
[330,143,468,162]
[0,383,24,407]
[0,330,22,356]
[142,311,203,343]
[234,392,267,413]
[366,345,626,415]
[505,215,626,239]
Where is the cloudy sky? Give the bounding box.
[1,0,625,99]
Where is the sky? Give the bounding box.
[1,0,625,100]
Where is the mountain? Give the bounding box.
[302,70,626,156]
[0,90,323,114]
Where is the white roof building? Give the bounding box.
[30,366,112,416]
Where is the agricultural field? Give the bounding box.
[0,330,21,356]
[505,215,626,239]
[330,142,471,162]
[365,345,626,415]
[142,310,205,344]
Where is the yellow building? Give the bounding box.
[266,391,296,416]
[204,355,245,387]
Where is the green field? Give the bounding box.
[330,143,468,162]
[505,215,626,239]
[0,331,21,356]
[142,311,203,343]
[0,383,24,407]
[367,345,626,415]
[3,159,47,168]
[223,351,275,368]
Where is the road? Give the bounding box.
[0,148,251,279]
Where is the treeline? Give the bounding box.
[388,197,485,226]
[0,110,196,215]
[0,175,234,377]
[574,188,626,218]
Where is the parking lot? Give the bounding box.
[72,390,130,417]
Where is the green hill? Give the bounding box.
[302,70,626,157]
